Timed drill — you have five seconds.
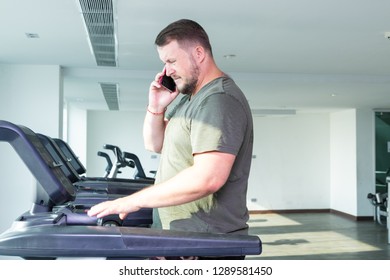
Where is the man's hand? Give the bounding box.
[87,196,140,220]
[148,70,180,112]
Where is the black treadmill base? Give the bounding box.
[0,224,261,259]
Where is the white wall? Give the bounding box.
[0,64,62,235]
[66,104,87,167]
[329,109,375,217]
[356,109,376,216]
[248,113,330,210]
[330,110,358,215]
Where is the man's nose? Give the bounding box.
[165,65,174,76]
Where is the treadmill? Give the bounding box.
[36,133,153,196]
[0,120,152,227]
[0,120,262,259]
[123,151,156,181]
[96,150,113,178]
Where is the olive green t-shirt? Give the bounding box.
[153,76,253,235]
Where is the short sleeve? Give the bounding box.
[191,93,247,155]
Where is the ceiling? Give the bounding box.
[1,0,390,114]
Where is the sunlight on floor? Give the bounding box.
[248,213,301,227]
[247,213,382,258]
[248,231,381,258]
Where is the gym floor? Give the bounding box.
[247,212,390,260]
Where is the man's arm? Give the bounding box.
[143,108,168,153]
[87,151,236,220]
[143,71,180,153]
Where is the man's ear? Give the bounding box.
[194,45,206,63]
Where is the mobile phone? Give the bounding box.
[158,70,176,92]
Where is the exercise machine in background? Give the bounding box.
[97,151,113,178]
[101,144,155,183]
[367,169,389,244]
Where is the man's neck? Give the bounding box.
[193,63,224,95]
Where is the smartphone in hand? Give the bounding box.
[158,69,176,92]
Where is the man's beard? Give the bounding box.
[180,61,200,95]
[180,77,197,95]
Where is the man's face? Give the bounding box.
[157,40,200,95]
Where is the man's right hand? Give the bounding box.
[147,70,180,113]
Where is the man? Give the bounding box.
[88,19,253,259]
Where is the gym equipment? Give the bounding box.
[0,120,262,259]
[104,144,137,178]
[0,218,261,259]
[53,138,87,176]
[39,134,153,194]
[367,175,390,244]
[123,151,155,182]
[367,192,388,225]
[0,121,151,226]
[388,176,390,244]
[53,139,130,182]
[57,137,152,182]
[37,133,152,226]
[371,168,390,244]
[97,151,113,178]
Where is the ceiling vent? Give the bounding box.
[78,0,117,67]
[100,83,119,110]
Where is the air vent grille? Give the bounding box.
[78,0,117,67]
[100,83,119,110]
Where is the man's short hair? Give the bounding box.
[155,19,213,55]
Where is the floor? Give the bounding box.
[247,212,390,260]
